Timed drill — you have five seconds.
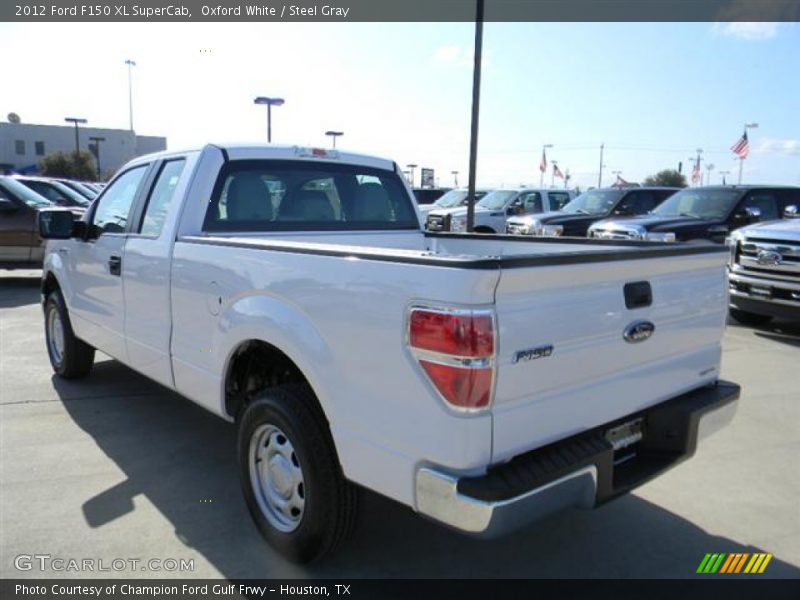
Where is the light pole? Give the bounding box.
[540,143,553,187]
[124,59,136,131]
[719,170,730,185]
[89,136,105,180]
[325,130,343,148]
[254,96,285,143]
[738,122,758,184]
[451,170,459,187]
[64,117,87,159]
[598,143,605,187]
[406,164,418,187]
[705,163,715,187]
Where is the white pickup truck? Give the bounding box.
[38,144,739,563]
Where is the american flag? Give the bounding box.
[539,149,547,173]
[691,158,701,184]
[731,130,750,159]
[553,163,564,179]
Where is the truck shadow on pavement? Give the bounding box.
[54,360,800,580]
[727,317,800,348]
[0,274,41,309]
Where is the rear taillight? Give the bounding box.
[408,307,495,412]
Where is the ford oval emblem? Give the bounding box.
[756,250,782,266]
[623,320,655,343]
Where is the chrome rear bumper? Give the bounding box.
[415,381,739,537]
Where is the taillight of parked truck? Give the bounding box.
[408,308,495,411]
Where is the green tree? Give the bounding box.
[39,150,97,181]
[643,169,687,188]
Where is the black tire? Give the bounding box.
[44,290,95,378]
[729,308,773,327]
[237,384,359,563]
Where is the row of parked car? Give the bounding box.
[418,184,800,326]
[422,185,799,242]
[0,175,105,264]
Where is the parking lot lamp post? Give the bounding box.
[598,143,605,187]
[738,122,758,184]
[451,171,459,187]
[254,97,285,143]
[64,117,87,159]
[719,170,730,185]
[89,136,106,180]
[125,59,136,131]
[325,130,343,148]
[406,164,418,187]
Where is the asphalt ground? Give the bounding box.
[1,269,798,579]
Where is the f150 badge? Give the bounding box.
[512,344,554,363]
[623,320,655,343]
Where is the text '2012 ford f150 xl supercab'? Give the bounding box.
[38,144,740,563]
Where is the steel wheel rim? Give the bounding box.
[249,423,306,532]
[47,306,65,366]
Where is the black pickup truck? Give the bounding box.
[588,186,800,243]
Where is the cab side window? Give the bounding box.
[548,192,571,210]
[620,191,659,215]
[92,166,148,235]
[740,192,779,222]
[139,159,186,237]
[519,192,543,214]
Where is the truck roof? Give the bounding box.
[127,144,398,173]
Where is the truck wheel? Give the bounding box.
[44,290,95,378]
[729,308,772,327]
[238,384,359,563]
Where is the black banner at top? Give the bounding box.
[3,0,800,22]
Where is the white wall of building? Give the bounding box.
[0,122,166,178]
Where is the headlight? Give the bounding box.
[542,224,564,237]
[506,223,529,235]
[644,232,676,243]
[451,215,467,232]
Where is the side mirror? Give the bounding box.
[784,205,799,219]
[38,209,76,239]
[735,206,761,223]
[0,198,19,213]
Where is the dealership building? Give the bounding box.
[0,119,166,178]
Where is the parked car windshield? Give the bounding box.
[652,188,742,220]
[432,189,487,209]
[0,177,53,208]
[477,190,518,210]
[562,190,624,215]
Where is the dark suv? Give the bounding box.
[589,186,800,243]
[506,187,677,237]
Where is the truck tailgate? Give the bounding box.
[491,250,728,463]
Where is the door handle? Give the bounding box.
[108,255,122,276]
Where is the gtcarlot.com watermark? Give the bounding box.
[14,554,194,573]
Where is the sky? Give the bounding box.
[1,21,798,189]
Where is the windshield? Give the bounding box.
[562,190,623,215]
[652,188,741,220]
[477,190,518,210]
[0,178,53,208]
[432,189,487,209]
[48,180,91,206]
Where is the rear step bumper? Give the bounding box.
[415,380,740,537]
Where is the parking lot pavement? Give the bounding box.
[1,269,798,579]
